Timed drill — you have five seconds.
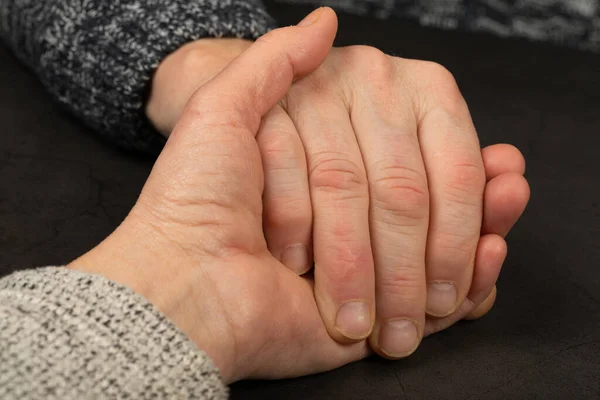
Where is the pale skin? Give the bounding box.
[69,8,530,383]
[146,8,530,357]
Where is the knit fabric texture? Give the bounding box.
[0,0,276,154]
[0,267,228,399]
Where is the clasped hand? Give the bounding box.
[71,8,529,383]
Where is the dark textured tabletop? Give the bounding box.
[2,3,599,399]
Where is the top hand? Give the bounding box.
[146,9,530,358]
[257,44,530,357]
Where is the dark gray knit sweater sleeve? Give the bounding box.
[0,0,276,154]
[0,267,228,399]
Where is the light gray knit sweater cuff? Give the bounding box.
[0,0,276,155]
[0,267,228,399]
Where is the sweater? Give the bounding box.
[0,0,276,154]
[0,267,228,399]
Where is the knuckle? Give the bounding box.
[370,160,429,222]
[443,157,486,203]
[309,152,367,196]
[342,45,393,81]
[178,47,205,74]
[413,61,465,114]
[344,45,388,63]
[418,61,459,89]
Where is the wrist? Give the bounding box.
[146,38,253,136]
[67,213,238,382]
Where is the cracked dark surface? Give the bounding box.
[2,3,599,399]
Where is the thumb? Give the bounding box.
[174,7,338,141]
[139,8,337,248]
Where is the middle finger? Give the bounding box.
[286,85,376,344]
[348,58,431,359]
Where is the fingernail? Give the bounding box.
[281,244,310,275]
[426,281,457,317]
[378,319,420,358]
[297,7,324,27]
[335,301,372,340]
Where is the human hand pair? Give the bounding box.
[71,8,529,383]
[146,8,529,356]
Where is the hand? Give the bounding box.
[146,38,252,135]
[145,12,530,356]
[256,44,530,356]
[70,8,372,383]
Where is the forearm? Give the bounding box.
[0,0,276,154]
[0,267,228,399]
